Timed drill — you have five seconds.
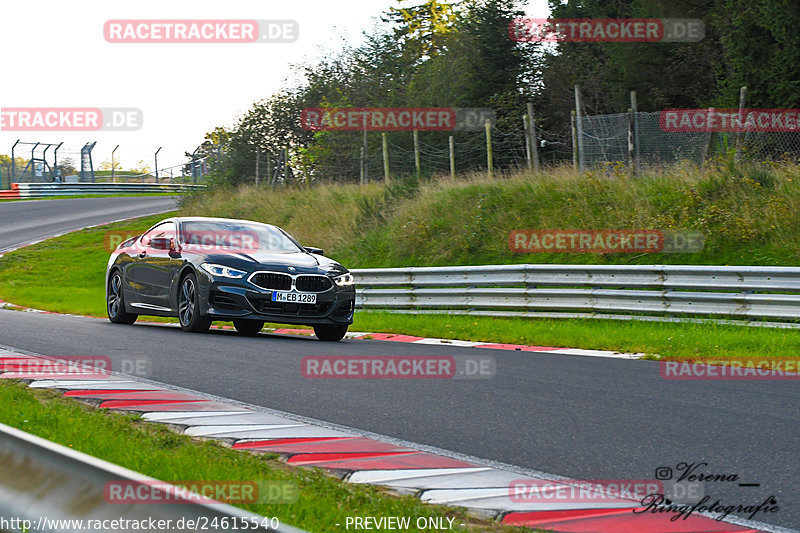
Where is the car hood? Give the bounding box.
[199,250,347,276]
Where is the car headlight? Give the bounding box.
[333,273,354,287]
[200,263,247,279]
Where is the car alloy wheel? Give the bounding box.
[178,273,211,332]
[107,272,138,325]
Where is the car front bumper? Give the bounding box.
[200,279,355,326]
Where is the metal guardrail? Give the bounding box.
[4,183,205,198]
[0,422,307,533]
[351,264,800,321]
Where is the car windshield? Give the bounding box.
[179,221,302,254]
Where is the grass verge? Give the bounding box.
[351,312,800,362]
[0,379,524,533]
[180,161,800,267]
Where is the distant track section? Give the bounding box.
[1,182,203,198]
[0,196,177,253]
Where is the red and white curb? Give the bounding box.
[273,328,645,360]
[0,346,780,533]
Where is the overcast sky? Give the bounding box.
[0,0,548,173]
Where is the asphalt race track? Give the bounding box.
[0,198,798,531]
[0,196,178,253]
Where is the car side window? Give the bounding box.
[140,222,176,247]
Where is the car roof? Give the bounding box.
[173,216,275,226]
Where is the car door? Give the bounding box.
[131,221,179,311]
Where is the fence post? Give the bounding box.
[570,110,578,170]
[485,119,493,179]
[735,86,747,161]
[413,130,421,176]
[382,133,390,184]
[255,148,260,186]
[360,147,365,185]
[527,102,540,171]
[449,136,456,180]
[701,108,714,165]
[574,85,585,172]
[362,129,368,182]
[284,146,289,182]
[630,91,639,175]
[112,145,119,183]
[523,114,532,169]
[11,140,19,183]
[627,108,636,174]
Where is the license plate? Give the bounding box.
[272,291,317,304]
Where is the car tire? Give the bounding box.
[313,324,348,341]
[178,272,211,333]
[233,319,265,336]
[107,272,138,325]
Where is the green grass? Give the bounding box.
[180,160,800,267]
[0,214,170,316]
[352,312,800,362]
[0,380,521,533]
[0,200,798,362]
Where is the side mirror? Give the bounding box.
[150,237,174,251]
[304,246,324,256]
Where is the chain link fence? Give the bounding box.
[579,111,800,169]
[271,108,800,185]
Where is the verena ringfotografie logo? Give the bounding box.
[0,107,142,131]
[509,230,704,254]
[661,361,800,380]
[301,355,495,379]
[104,480,297,505]
[509,18,704,43]
[300,108,495,132]
[104,20,299,43]
[660,109,800,132]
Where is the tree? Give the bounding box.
[714,0,800,107]
[384,0,461,61]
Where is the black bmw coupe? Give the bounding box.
[105,217,355,341]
